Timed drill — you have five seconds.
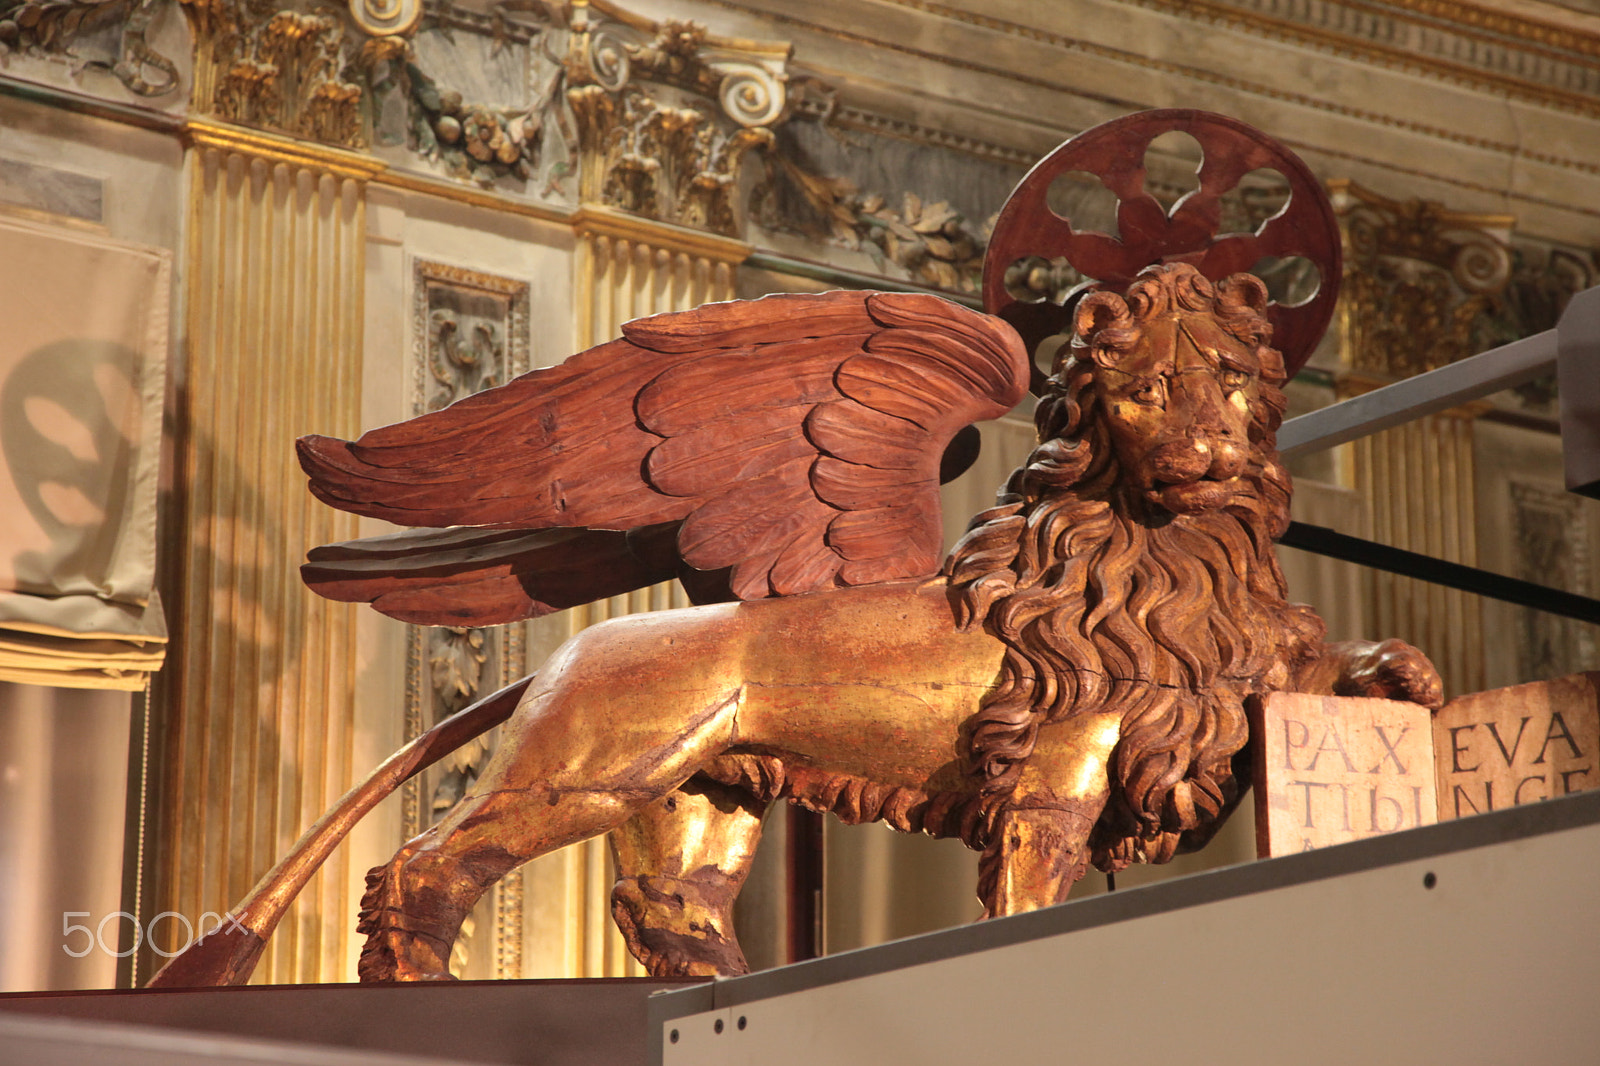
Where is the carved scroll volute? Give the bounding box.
[565,1,791,236]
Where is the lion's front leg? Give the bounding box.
[1295,638,1444,710]
[610,776,768,978]
[976,713,1119,918]
[979,802,1102,918]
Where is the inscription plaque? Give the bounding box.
[1434,672,1600,820]
[1252,692,1437,856]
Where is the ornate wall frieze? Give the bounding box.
[0,0,182,95]
[753,146,992,292]
[403,258,529,837]
[403,258,531,834]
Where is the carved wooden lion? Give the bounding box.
[295,262,1431,981]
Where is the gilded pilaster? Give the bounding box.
[154,122,370,984]
[1332,181,1514,699]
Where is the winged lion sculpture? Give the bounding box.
[148,110,1442,987]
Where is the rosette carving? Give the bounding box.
[347,0,419,38]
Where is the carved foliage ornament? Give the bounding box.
[402,257,530,838]
[400,259,530,978]
[183,0,367,148]
[753,143,997,294]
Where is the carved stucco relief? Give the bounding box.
[403,258,530,978]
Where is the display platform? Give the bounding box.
[1,975,701,1066]
[651,789,1600,1065]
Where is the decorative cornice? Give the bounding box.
[572,203,752,261]
[888,0,1600,117]
[1119,0,1600,115]
[1384,0,1600,58]
[183,119,386,180]
[718,0,1600,179]
[789,94,1036,167]
[0,74,184,133]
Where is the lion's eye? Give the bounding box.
[1132,381,1165,406]
[1219,369,1250,391]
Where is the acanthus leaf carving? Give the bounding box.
[184,0,367,148]
[560,4,790,235]
[1333,180,1514,380]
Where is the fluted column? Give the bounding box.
[151,123,373,984]
[1345,391,1486,696]
[518,206,748,979]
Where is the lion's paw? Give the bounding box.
[1328,638,1444,710]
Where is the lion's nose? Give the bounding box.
[1207,438,1247,480]
[1149,439,1212,483]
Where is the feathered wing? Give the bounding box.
[299,290,1030,623]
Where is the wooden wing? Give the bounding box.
[299,290,1029,624]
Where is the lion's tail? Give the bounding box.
[143,674,533,988]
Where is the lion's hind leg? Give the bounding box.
[357,841,465,982]
[356,659,743,982]
[610,776,769,977]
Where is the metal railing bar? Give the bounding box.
[1277,328,1557,458]
[1279,521,1600,626]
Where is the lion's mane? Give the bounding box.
[944,264,1324,873]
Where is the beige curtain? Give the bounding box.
[0,216,170,689]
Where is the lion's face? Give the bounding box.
[1095,310,1264,516]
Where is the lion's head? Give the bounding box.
[945,263,1323,875]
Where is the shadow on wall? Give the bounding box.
[0,340,146,601]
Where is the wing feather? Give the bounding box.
[647,420,817,498]
[298,290,1028,622]
[768,535,845,596]
[804,403,926,469]
[811,456,936,511]
[637,341,852,433]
